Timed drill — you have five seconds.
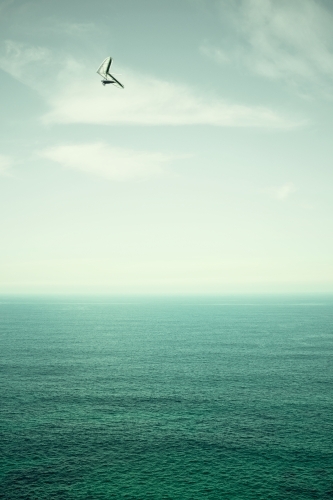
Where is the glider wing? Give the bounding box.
[108,73,124,89]
[97,57,112,78]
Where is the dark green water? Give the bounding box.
[1,296,333,499]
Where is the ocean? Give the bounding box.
[1,295,332,499]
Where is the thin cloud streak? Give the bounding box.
[274,182,296,200]
[52,22,96,35]
[39,143,181,180]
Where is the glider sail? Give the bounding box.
[97,57,124,89]
[97,57,112,77]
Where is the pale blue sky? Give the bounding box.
[1,0,333,294]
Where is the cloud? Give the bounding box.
[0,39,84,92]
[0,40,299,128]
[273,182,296,200]
[0,39,51,82]
[202,0,333,95]
[39,143,181,180]
[42,68,299,128]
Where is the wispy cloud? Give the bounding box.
[201,0,333,96]
[273,182,296,200]
[0,40,300,128]
[0,39,51,82]
[0,39,83,92]
[39,143,181,180]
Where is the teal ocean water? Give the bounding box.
[1,295,333,499]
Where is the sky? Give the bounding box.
[1,0,333,295]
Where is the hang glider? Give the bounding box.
[97,57,124,88]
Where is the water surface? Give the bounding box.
[1,295,333,498]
